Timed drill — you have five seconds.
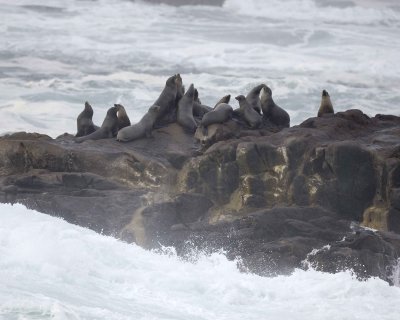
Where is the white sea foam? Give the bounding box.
[0,203,400,319]
[0,0,399,137]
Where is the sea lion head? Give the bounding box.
[114,103,124,112]
[185,83,195,98]
[235,95,246,102]
[84,101,94,117]
[175,73,182,85]
[322,90,330,97]
[166,74,177,87]
[262,86,272,97]
[106,106,118,117]
[222,94,231,104]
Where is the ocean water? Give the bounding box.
[1,1,400,318]
[0,0,400,137]
[1,203,400,320]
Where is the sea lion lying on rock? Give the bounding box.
[117,105,160,142]
[75,106,119,143]
[199,102,233,135]
[318,89,334,117]
[260,86,290,128]
[75,101,98,137]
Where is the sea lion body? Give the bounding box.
[235,95,262,129]
[177,84,197,132]
[193,102,212,118]
[117,105,160,142]
[154,74,178,122]
[246,84,265,114]
[76,101,97,137]
[75,106,119,143]
[200,103,233,134]
[318,90,334,117]
[114,104,131,130]
[194,88,201,105]
[260,86,290,128]
[175,74,184,106]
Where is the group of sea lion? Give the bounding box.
[74,74,335,143]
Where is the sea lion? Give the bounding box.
[154,74,178,123]
[114,104,131,130]
[260,86,290,128]
[194,88,201,104]
[199,103,233,135]
[235,95,262,129]
[75,106,119,143]
[75,101,97,137]
[214,94,231,108]
[177,83,197,132]
[246,84,265,114]
[318,90,334,117]
[117,105,160,142]
[175,73,185,106]
[192,87,212,118]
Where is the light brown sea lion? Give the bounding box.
[318,90,334,117]
[246,84,265,114]
[114,104,131,130]
[75,101,97,137]
[235,95,262,129]
[75,106,119,143]
[260,86,290,127]
[117,105,160,142]
[177,83,197,133]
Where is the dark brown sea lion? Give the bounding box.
[260,86,290,128]
[117,105,160,142]
[318,89,334,117]
[75,101,97,137]
[75,106,119,143]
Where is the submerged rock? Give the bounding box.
[1,110,400,284]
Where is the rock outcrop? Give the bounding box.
[1,110,400,284]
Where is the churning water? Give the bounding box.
[1,1,400,318]
[0,0,400,137]
[1,203,400,320]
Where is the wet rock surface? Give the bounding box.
[1,110,400,283]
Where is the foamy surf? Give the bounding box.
[1,203,400,320]
[0,0,399,138]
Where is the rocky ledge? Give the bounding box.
[1,110,400,284]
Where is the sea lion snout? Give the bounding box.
[322,90,329,97]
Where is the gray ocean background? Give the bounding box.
[1,1,400,319]
[0,0,399,137]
